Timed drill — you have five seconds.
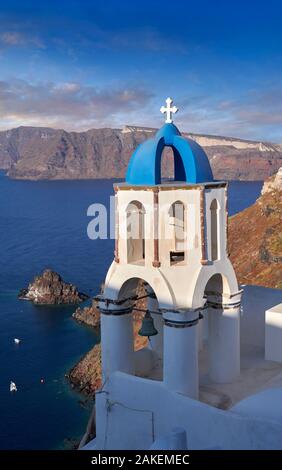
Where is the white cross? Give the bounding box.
[160,97,178,123]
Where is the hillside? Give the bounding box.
[229,169,282,288]
[0,125,281,181]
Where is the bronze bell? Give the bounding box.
[138,311,158,337]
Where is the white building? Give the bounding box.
[85,100,282,450]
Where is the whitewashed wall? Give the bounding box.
[94,371,282,450]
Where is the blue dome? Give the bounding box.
[125,123,213,185]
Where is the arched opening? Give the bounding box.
[160,146,175,182]
[118,278,164,381]
[168,201,185,264]
[126,201,145,265]
[210,199,219,261]
[198,273,239,399]
[205,273,224,302]
[160,145,187,183]
[199,273,225,358]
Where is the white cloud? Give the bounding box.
[0,31,45,49]
[0,78,153,130]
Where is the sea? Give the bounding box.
[0,171,263,450]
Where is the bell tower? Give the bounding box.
[98,99,241,400]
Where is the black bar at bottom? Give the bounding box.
[0,450,281,467]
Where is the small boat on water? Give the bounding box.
[14,338,21,344]
[10,381,17,392]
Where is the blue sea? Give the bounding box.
[0,172,262,449]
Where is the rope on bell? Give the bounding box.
[93,292,154,306]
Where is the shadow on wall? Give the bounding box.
[240,285,282,348]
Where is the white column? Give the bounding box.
[147,294,163,358]
[163,310,199,399]
[208,305,240,383]
[100,303,134,381]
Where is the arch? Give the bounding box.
[191,262,239,308]
[200,272,240,383]
[103,264,175,310]
[160,145,187,182]
[117,275,172,310]
[168,200,186,264]
[116,277,164,381]
[118,276,146,301]
[210,198,220,261]
[204,273,225,299]
[126,200,145,265]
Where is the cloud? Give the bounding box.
[0,78,153,130]
[1,32,23,45]
[155,89,282,142]
[0,78,282,141]
[234,88,282,127]
[0,31,45,49]
[210,88,282,139]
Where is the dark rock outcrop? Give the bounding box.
[67,344,102,395]
[1,125,281,181]
[73,300,100,329]
[18,269,88,304]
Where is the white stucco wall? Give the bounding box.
[240,285,282,348]
[109,183,238,311]
[116,184,227,267]
[94,372,282,450]
[265,303,282,362]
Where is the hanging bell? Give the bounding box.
[138,311,158,337]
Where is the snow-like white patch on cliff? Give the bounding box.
[121,125,277,151]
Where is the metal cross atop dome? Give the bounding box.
[160,97,178,124]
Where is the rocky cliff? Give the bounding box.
[229,169,282,288]
[73,300,101,328]
[1,125,281,181]
[19,269,88,304]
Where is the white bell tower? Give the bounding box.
[95,100,242,447]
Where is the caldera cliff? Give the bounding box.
[1,125,281,181]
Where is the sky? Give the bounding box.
[0,0,282,141]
